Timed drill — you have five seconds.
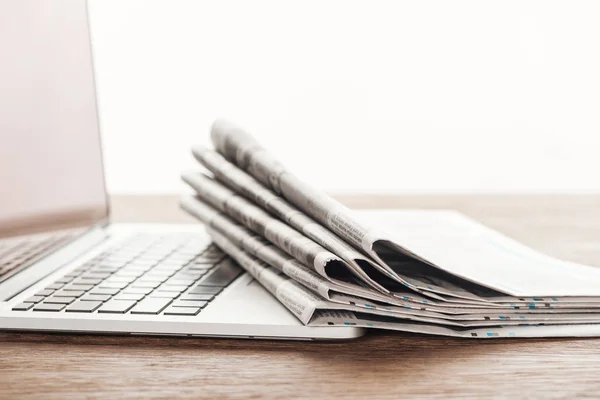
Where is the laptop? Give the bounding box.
[0,0,364,341]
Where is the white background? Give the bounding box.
[88,0,600,195]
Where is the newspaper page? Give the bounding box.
[206,226,452,326]
[182,171,399,294]
[206,226,461,326]
[182,171,508,306]
[209,119,600,297]
[182,196,600,328]
[181,185,600,313]
[181,195,386,301]
[206,226,600,336]
[309,310,600,339]
[190,147,499,304]
[208,120,498,300]
[191,147,391,284]
[209,119,397,263]
[181,196,518,318]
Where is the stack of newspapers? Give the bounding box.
[181,120,600,339]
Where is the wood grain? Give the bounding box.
[2,194,600,399]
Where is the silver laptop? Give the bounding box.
[0,0,364,341]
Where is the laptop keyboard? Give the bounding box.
[0,231,76,281]
[11,233,243,316]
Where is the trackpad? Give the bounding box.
[199,274,304,326]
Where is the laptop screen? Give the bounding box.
[0,0,108,238]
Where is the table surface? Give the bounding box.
[2,194,600,399]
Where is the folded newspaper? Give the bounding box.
[180,119,600,338]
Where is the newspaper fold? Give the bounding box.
[191,148,390,283]
[182,171,394,294]
[190,147,494,304]
[209,119,600,297]
[180,195,382,301]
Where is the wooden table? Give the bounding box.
[2,195,600,399]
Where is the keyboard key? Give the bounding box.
[54,290,85,297]
[188,286,222,295]
[196,262,242,287]
[179,294,216,302]
[98,300,137,314]
[178,246,207,254]
[70,267,88,274]
[136,276,168,284]
[89,287,120,296]
[158,279,193,291]
[179,245,208,254]
[72,277,102,285]
[140,277,171,285]
[176,266,207,274]
[156,260,188,268]
[45,283,64,290]
[129,260,157,267]
[147,291,179,299]
[81,294,111,302]
[163,306,201,316]
[35,289,54,297]
[83,271,112,279]
[155,285,188,293]
[102,258,132,265]
[44,296,76,304]
[102,276,136,284]
[33,303,65,312]
[98,255,132,268]
[24,296,44,303]
[66,301,102,313]
[142,271,172,279]
[131,281,161,289]
[151,264,181,272]
[130,298,172,315]
[90,252,109,260]
[90,265,121,273]
[122,287,153,295]
[122,265,154,274]
[98,281,129,289]
[165,253,195,260]
[113,270,143,278]
[64,284,94,292]
[137,251,169,259]
[12,302,33,311]
[171,300,208,308]
[179,273,209,282]
[171,272,204,281]
[80,260,100,268]
[114,293,146,301]
[162,278,196,287]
